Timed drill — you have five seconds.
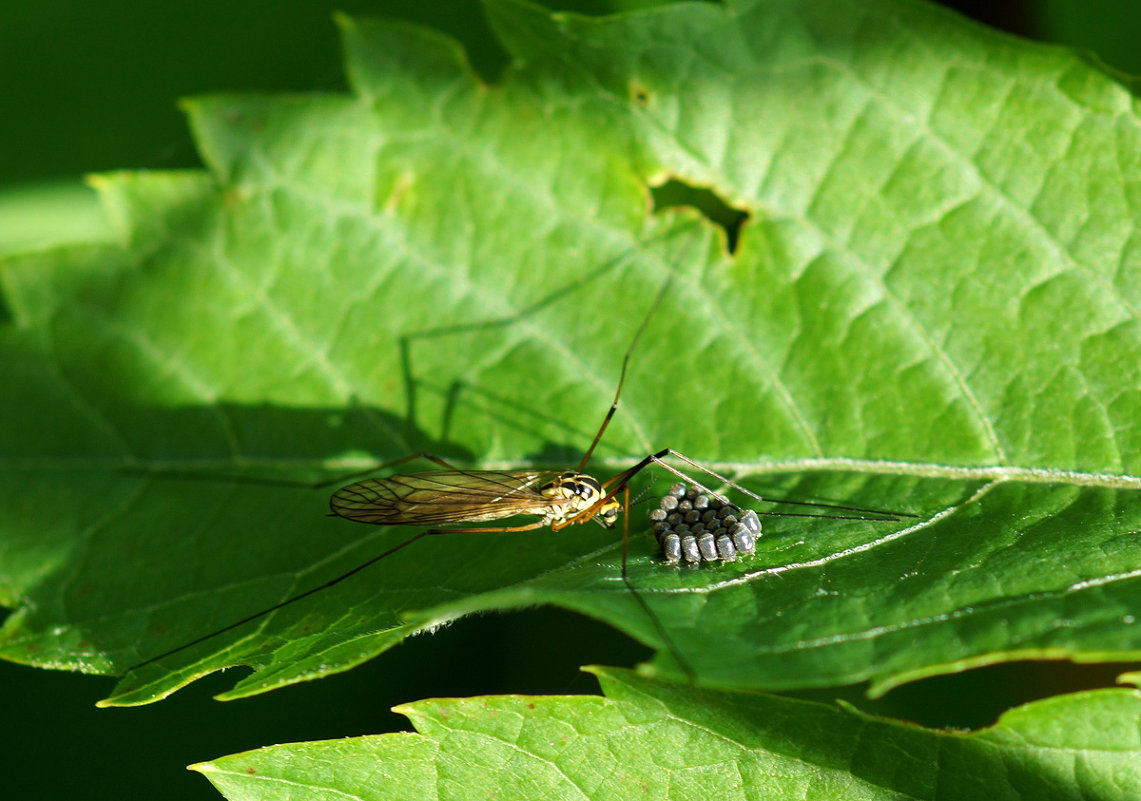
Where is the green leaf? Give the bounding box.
[2,0,1140,707]
[190,667,1141,801]
[0,180,113,256]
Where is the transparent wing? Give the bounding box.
[329,469,564,526]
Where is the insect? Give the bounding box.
[125,255,916,683]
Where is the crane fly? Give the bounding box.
[330,467,620,530]
[124,263,917,684]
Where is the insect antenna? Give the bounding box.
[627,471,657,508]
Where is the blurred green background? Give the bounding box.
[2,1,1139,798]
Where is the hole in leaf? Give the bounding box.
[651,179,749,254]
[630,80,651,106]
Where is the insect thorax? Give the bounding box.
[538,472,619,528]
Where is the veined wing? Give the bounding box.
[330,470,564,526]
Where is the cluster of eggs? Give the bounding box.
[649,482,760,564]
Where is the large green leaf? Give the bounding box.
[191,667,1141,801]
[1,0,1139,708]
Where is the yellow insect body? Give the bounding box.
[330,470,620,528]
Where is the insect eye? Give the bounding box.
[577,476,602,496]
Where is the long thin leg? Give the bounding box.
[616,484,697,683]
[648,450,919,520]
[592,449,916,521]
[575,275,674,473]
[548,463,700,683]
[126,517,550,674]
